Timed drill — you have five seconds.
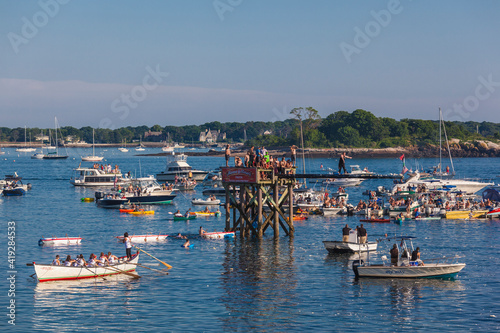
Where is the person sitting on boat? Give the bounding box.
[199,226,206,235]
[52,255,61,266]
[411,247,423,263]
[184,208,191,218]
[73,254,86,267]
[87,253,99,267]
[342,224,351,242]
[107,252,118,264]
[98,252,109,266]
[182,239,191,248]
[204,206,211,213]
[63,255,75,266]
[390,244,399,266]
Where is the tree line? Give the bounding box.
[1,109,499,148]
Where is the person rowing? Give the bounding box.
[174,210,182,217]
[107,252,118,264]
[63,255,75,266]
[199,226,206,235]
[73,254,86,267]
[184,208,191,218]
[52,255,61,266]
[87,253,100,267]
[98,252,109,266]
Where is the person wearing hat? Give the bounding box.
[123,232,132,260]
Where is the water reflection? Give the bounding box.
[32,275,141,331]
[219,237,297,331]
[352,278,465,324]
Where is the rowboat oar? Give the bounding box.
[128,262,169,275]
[105,265,141,278]
[133,245,172,269]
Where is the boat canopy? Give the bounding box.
[483,188,500,202]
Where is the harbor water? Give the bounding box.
[1,148,499,332]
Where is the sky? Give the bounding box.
[1,0,499,129]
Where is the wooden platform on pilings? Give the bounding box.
[221,167,297,239]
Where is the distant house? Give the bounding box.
[199,129,226,143]
[263,130,272,135]
[35,135,49,141]
[144,130,163,138]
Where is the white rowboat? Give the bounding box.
[116,235,168,243]
[38,237,82,246]
[32,253,139,282]
[201,231,235,239]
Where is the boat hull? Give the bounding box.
[192,199,221,205]
[445,210,488,219]
[116,235,168,242]
[323,241,378,254]
[354,263,466,278]
[157,170,208,182]
[202,231,235,239]
[38,237,82,246]
[33,253,139,282]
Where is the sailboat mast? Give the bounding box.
[92,129,95,156]
[55,117,58,154]
[439,108,442,176]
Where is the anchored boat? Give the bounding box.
[352,236,466,279]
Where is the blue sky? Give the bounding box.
[1,0,499,128]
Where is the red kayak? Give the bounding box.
[360,218,390,223]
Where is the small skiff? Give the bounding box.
[116,235,168,242]
[127,210,155,215]
[360,218,390,223]
[201,231,235,239]
[190,211,221,217]
[39,237,82,246]
[31,252,139,282]
[192,198,221,205]
[173,215,197,221]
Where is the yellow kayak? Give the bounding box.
[191,211,221,217]
[127,210,155,215]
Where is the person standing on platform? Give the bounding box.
[342,224,351,242]
[338,152,352,174]
[291,145,297,167]
[358,224,367,243]
[225,144,231,167]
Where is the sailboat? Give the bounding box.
[135,135,145,151]
[82,129,103,161]
[425,108,455,179]
[16,126,37,152]
[118,140,128,152]
[43,117,69,159]
[31,131,45,159]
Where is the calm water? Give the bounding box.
[1,148,499,332]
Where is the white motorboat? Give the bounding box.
[352,236,466,278]
[116,235,168,243]
[323,229,377,253]
[323,178,364,187]
[201,231,235,239]
[156,152,208,182]
[31,152,45,159]
[349,165,373,175]
[392,172,493,195]
[321,206,347,215]
[192,198,221,205]
[70,167,130,187]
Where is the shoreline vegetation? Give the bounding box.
[2,109,500,157]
